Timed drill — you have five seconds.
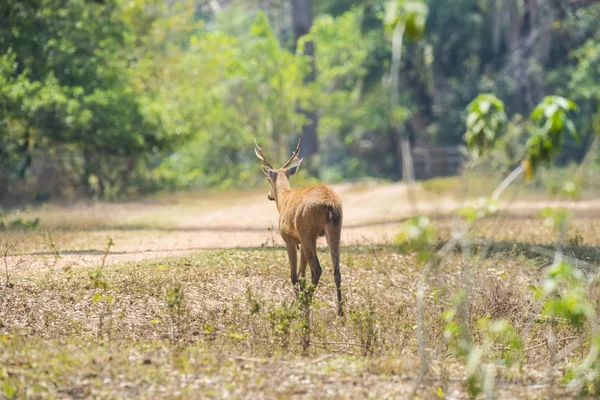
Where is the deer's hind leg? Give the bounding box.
[300,233,322,288]
[285,239,299,293]
[325,225,343,317]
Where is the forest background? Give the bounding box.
[1,0,599,203]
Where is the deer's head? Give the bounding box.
[254,139,303,202]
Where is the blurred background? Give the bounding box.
[1,0,599,205]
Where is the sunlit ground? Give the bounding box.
[2,177,600,398]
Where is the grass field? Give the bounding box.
[2,180,600,398]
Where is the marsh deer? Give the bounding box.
[255,139,344,316]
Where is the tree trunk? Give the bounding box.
[291,0,318,158]
[492,0,502,55]
[82,147,93,198]
[389,22,415,183]
[17,125,32,180]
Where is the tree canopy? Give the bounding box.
[1,0,598,201]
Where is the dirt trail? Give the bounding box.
[6,182,600,270]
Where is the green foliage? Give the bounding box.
[443,290,471,357]
[459,197,498,222]
[147,11,308,189]
[88,268,107,291]
[349,304,378,356]
[477,318,523,366]
[568,30,600,160]
[304,8,394,181]
[545,178,582,200]
[383,0,428,40]
[246,287,262,316]
[531,97,578,138]
[463,92,578,186]
[0,370,18,400]
[532,260,600,391]
[165,283,187,343]
[464,94,507,157]
[1,0,599,197]
[570,40,600,102]
[0,0,172,198]
[524,97,578,180]
[466,374,482,399]
[166,284,185,311]
[267,301,298,350]
[540,207,571,233]
[0,215,39,231]
[535,261,590,322]
[395,216,437,263]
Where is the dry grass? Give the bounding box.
[0,243,590,398]
[3,189,265,232]
[2,181,600,398]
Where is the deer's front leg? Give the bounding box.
[284,239,299,292]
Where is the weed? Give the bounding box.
[350,301,378,356]
[297,287,313,354]
[569,230,584,247]
[165,283,187,344]
[88,237,115,340]
[245,286,262,316]
[0,215,40,231]
[267,300,297,351]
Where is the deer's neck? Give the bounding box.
[274,179,292,213]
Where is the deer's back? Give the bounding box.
[279,185,342,239]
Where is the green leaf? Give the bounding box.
[383,1,400,34]
[478,100,490,114]
[463,94,507,156]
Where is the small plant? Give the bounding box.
[165,283,187,344]
[524,96,577,180]
[459,197,499,222]
[407,91,581,397]
[267,300,298,351]
[0,216,40,231]
[297,288,312,353]
[1,368,18,400]
[45,232,61,268]
[445,312,523,398]
[540,207,571,233]
[534,261,592,328]
[245,287,262,316]
[463,94,507,157]
[395,216,437,263]
[569,230,584,247]
[532,260,600,394]
[88,237,115,340]
[350,302,378,356]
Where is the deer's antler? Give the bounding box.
[254,139,274,169]
[281,138,301,169]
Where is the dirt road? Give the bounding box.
[5,182,600,270]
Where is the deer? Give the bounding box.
[255,139,344,316]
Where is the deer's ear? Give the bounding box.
[262,165,277,180]
[285,158,303,177]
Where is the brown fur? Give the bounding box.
[256,141,344,316]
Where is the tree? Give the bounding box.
[135,9,308,189]
[0,0,169,199]
[291,0,319,160]
[384,0,428,183]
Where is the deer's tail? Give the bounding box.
[327,205,342,227]
[325,204,343,316]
